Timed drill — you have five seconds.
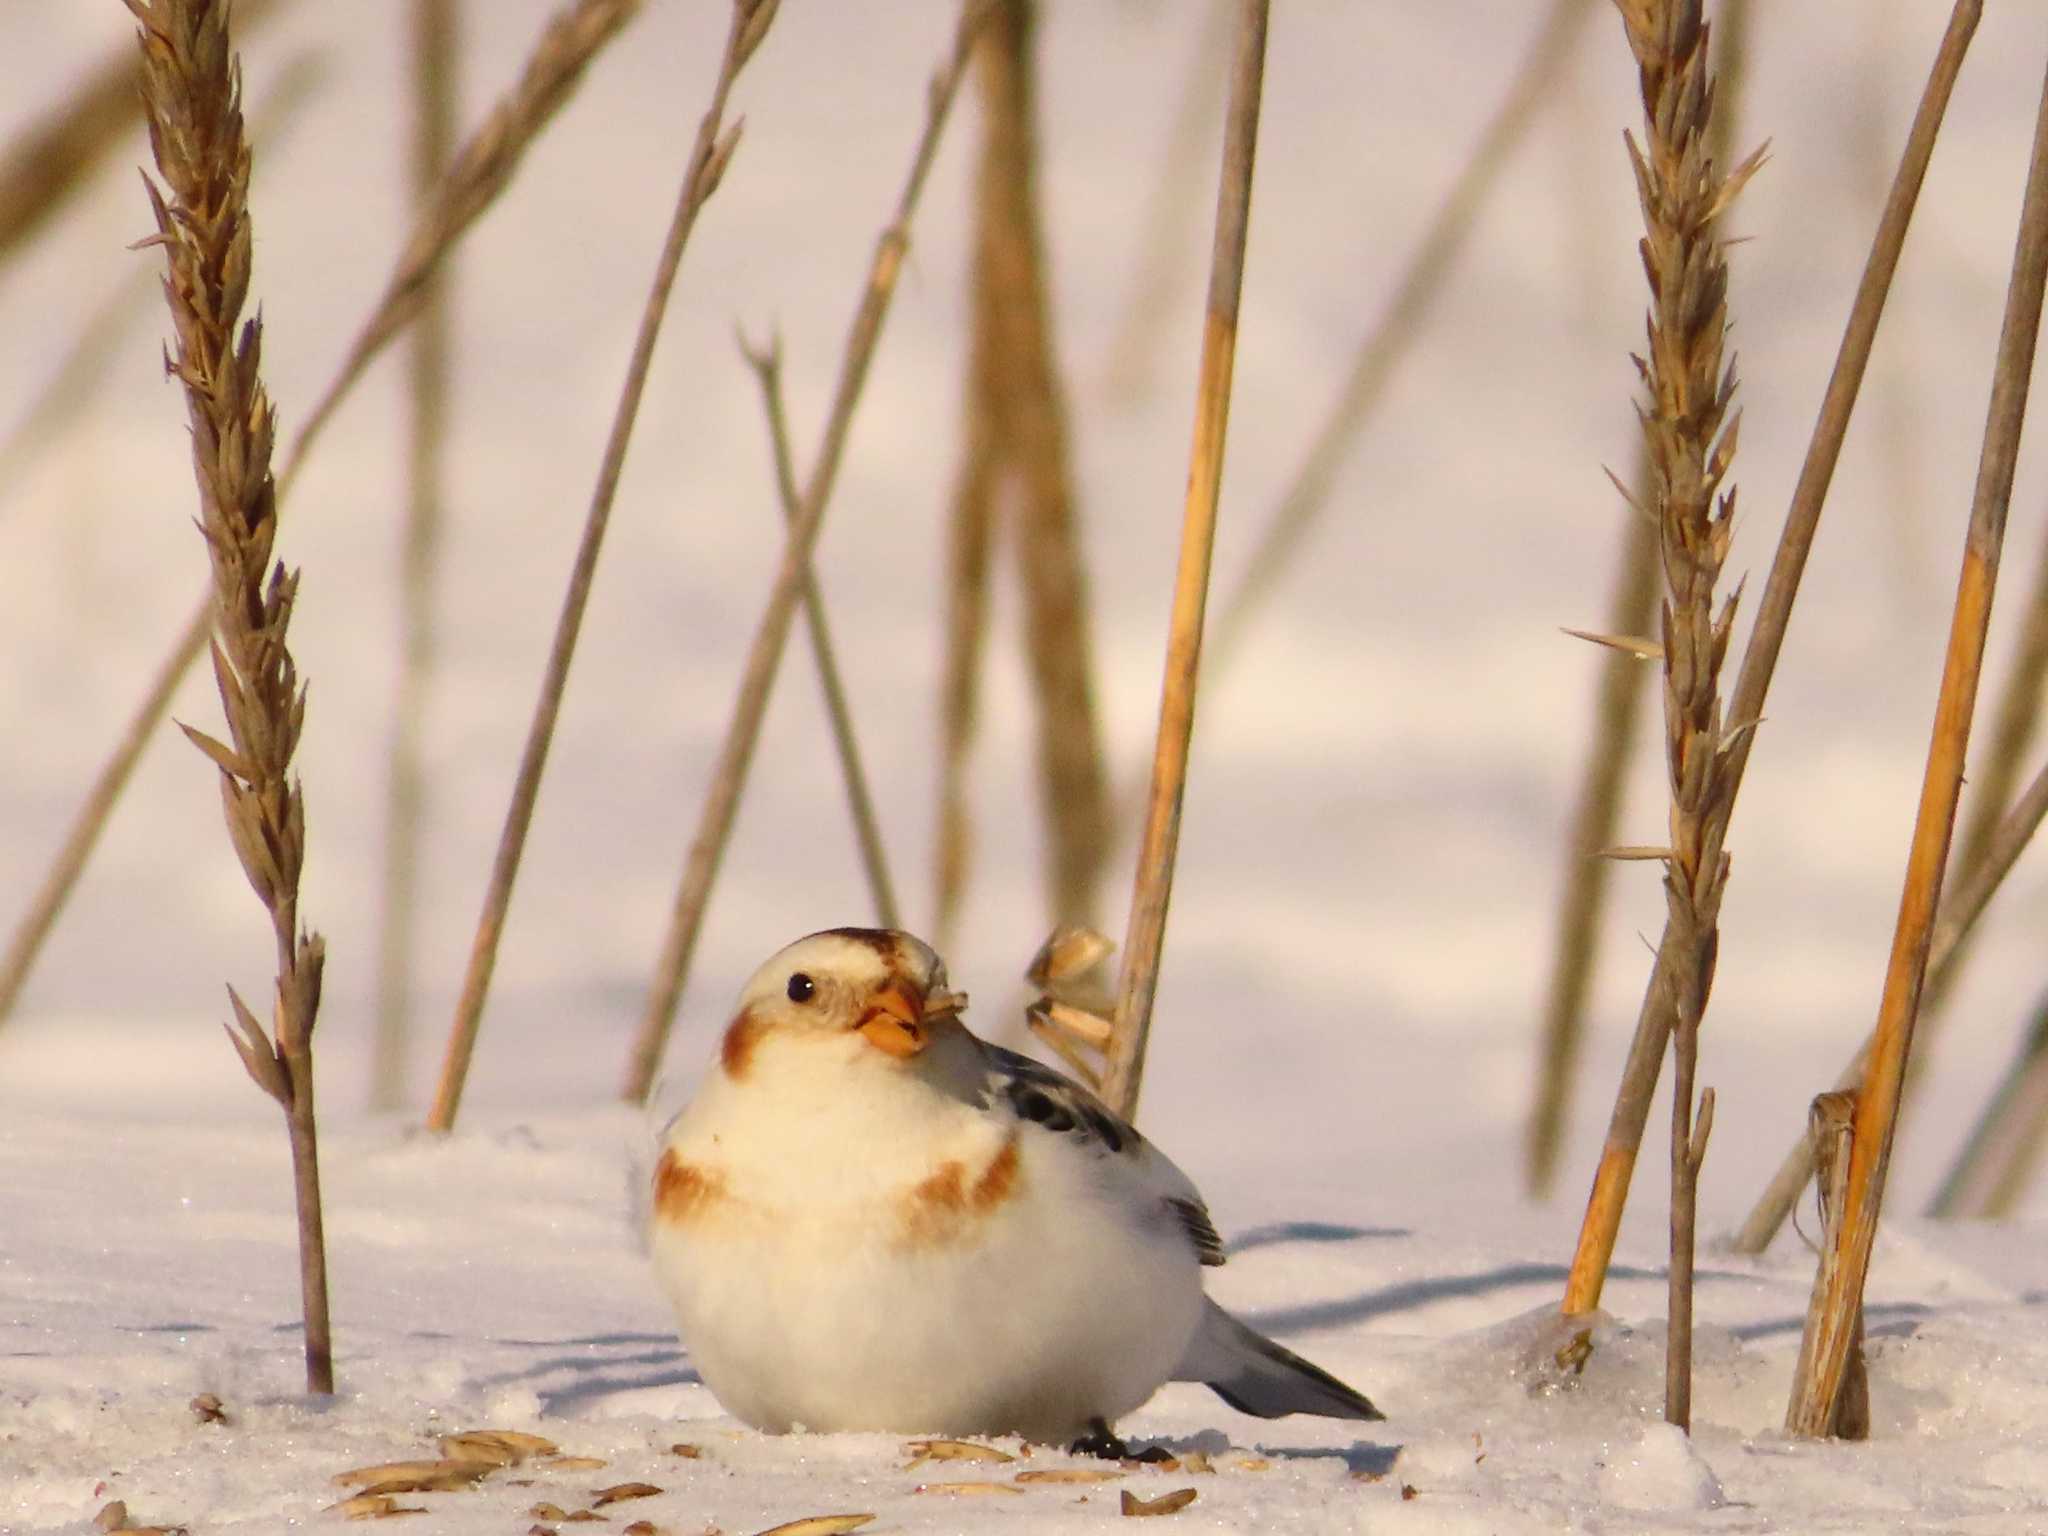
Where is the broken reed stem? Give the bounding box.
[1203,0,1594,675]
[1788,1094,1870,1437]
[127,0,332,1394]
[1098,0,1269,1121]
[0,0,643,1032]
[739,333,900,927]
[1561,0,1981,1315]
[0,0,286,262]
[426,0,777,1133]
[372,0,460,1114]
[621,1,991,1106]
[1527,0,1749,1203]
[1735,750,2048,1249]
[1932,989,2048,1219]
[1100,0,1234,405]
[935,0,1109,944]
[1787,53,2048,1437]
[1601,0,1754,1432]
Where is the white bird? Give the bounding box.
[648,926,1383,1449]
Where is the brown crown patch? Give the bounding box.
[720,1011,765,1081]
[652,1148,726,1227]
[897,1135,1022,1249]
[818,926,902,964]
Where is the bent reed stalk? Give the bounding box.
[428,0,780,1132]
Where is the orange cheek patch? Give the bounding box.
[857,1016,925,1058]
[720,1012,764,1080]
[896,1136,1021,1249]
[653,1148,726,1227]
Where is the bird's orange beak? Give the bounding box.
[856,979,928,1058]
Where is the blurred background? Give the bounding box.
[5,0,2048,1253]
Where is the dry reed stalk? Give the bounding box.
[739,332,900,927]
[0,0,286,262]
[1603,0,1757,1432]
[286,0,646,495]
[0,52,324,512]
[1527,511,1659,1198]
[1931,990,2048,1219]
[934,371,997,950]
[127,0,332,1393]
[1100,0,1233,405]
[1560,0,1981,1315]
[934,0,1109,944]
[372,0,460,1114]
[1786,54,2048,1436]
[1202,0,1593,675]
[1735,751,2048,1249]
[0,0,644,1031]
[1525,0,1750,1203]
[426,0,778,1132]
[620,1,992,1106]
[1097,0,1268,1121]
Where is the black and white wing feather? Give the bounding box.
[977,1043,1226,1268]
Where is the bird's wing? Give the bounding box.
[976,1042,1226,1268]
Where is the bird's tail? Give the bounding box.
[1176,1299,1384,1422]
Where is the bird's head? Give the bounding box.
[723,928,968,1074]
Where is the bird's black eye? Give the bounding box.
[786,972,816,1003]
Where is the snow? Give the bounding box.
[10,1,2048,1531]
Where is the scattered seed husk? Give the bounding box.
[749,1518,874,1536]
[1027,924,1114,987]
[189,1393,228,1425]
[93,1501,128,1533]
[1120,1487,1198,1517]
[1122,1453,1180,1472]
[563,1514,605,1524]
[443,1429,558,1466]
[590,1482,662,1506]
[328,1493,427,1521]
[333,1459,493,1491]
[1180,1452,1214,1475]
[1223,1455,1270,1472]
[622,1524,666,1536]
[914,1481,1022,1496]
[1013,1468,1121,1485]
[540,1456,610,1472]
[668,1443,702,1459]
[905,1438,1016,1466]
[1400,1483,1419,1499]
[530,1504,570,1521]
[530,1525,558,1536]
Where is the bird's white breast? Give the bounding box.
[648,1031,1203,1439]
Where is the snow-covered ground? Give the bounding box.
[10,2,2048,1531]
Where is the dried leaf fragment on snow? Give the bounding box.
[590,1482,663,1506]
[1120,1486,1198,1516]
[330,1458,492,1491]
[904,1437,1016,1466]
[748,1517,875,1536]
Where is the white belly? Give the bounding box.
[651,1127,1203,1440]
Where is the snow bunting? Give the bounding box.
[648,926,1383,1446]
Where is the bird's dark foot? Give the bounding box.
[1068,1418,1175,1462]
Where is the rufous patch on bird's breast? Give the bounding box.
[896,1135,1022,1249]
[653,1148,726,1226]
